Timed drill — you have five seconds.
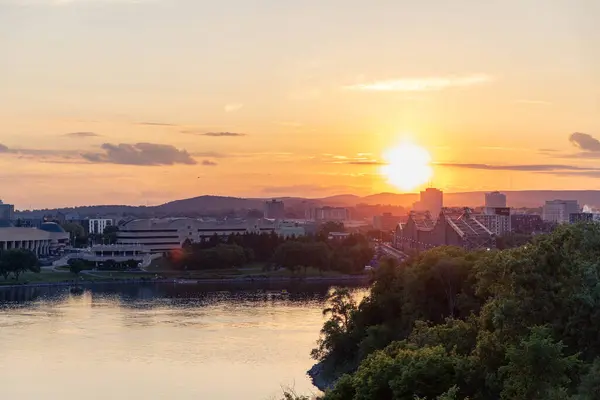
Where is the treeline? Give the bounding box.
[0,249,40,280]
[307,223,600,399]
[167,231,374,274]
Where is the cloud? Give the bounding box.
[191,151,228,158]
[436,162,599,172]
[201,160,218,166]
[188,131,246,137]
[224,103,243,113]
[515,99,552,105]
[82,143,197,166]
[0,144,8,153]
[137,122,178,127]
[64,131,100,138]
[344,74,492,92]
[569,132,600,152]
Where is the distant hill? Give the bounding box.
[15,191,600,218]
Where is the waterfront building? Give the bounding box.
[117,218,305,253]
[0,222,69,255]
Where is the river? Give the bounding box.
[0,282,367,400]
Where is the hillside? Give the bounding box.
[15,190,600,218]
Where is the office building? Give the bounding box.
[412,188,443,218]
[305,207,349,221]
[373,213,404,231]
[0,200,15,221]
[542,200,580,223]
[511,214,545,234]
[485,191,507,208]
[265,199,285,219]
[88,219,114,234]
[474,206,511,236]
[569,212,600,223]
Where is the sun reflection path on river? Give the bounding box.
[0,283,367,400]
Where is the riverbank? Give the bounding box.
[0,273,370,290]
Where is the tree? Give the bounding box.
[320,221,345,236]
[0,249,40,280]
[68,258,86,275]
[62,222,87,247]
[102,225,119,245]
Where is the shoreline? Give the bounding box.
[0,274,370,290]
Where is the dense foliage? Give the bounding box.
[312,223,600,399]
[0,249,40,280]
[168,232,374,275]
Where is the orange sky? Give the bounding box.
[1,0,599,208]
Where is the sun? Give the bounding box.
[380,142,433,191]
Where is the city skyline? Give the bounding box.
[1,0,599,208]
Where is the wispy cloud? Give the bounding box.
[201,132,246,137]
[515,99,552,105]
[436,162,598,172]
[224,103,244,113]
[137,122,178,127]
[82,143,196,166]
[344,74,492,92]
[64,131,100,138]
[201,160,218,166]
[191,151,228,158]
[569,132,600,152]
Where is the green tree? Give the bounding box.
[62,222,87,247]
[0,249,40,280]
[102,225,119,245]
[68,258,86,275]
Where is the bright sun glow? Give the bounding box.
[380,142,433,191]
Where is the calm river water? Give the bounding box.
[0,282,366,400]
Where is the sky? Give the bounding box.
[1,0,599,208]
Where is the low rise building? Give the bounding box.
[0,222,69,256]
[474,207,511,236]
[306,207,349,221]
[373,213,404,231]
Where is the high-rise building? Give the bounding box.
[264,199,285,219]
[485,191,507,208]
[413,188,443,218]
[0,200,15,221]
[542,200,580,223]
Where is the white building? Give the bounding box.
[117,218,304,253]
[305,207,349,221]
[542,200,580,223]
[0,223,70,256]
[485,191,507,208]
[88,219,114,234]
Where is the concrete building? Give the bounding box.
[117,218,304,253]
[88,218,114,234]
[475,207,512,236]
[542,200,580,223]
[0,222,69,256]
[485,191,507,208]
[373,213,404,231]
[511,214,545,234]
[305,207,349,221]
[265,199,285,219]
[0,200,15,221]
[569,212,600,223]
[393,208,495,252]
[412,188,443,218]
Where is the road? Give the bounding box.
[378,243,409,262]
